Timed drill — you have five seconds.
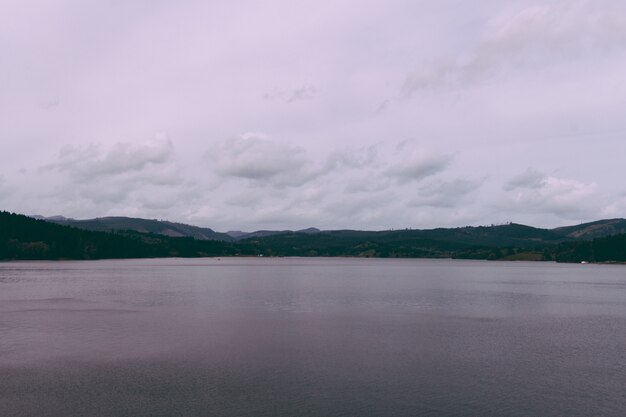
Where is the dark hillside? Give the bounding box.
[241,223,566,258]
[555,233,626,263]
[5,211,626,263]
[1,212,240,260]
[47,216,234,241]
[1,211,153,260]
[552,218,626,240]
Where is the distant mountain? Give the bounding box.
[298,227,322,234]
[226,230,249,238]
[233,230,291,240]
[40,216,235,242]
[12,211,625,263]
[236,223,565,259]
[30,214,73,221]
[3,211,242,260]
[552,218,626,240]
[227,227,321,241]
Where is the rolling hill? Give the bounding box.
[3,212,624,262]
[552,218,626,239]
[38,216,235,241]
[2,212,242,260]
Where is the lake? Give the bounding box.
[1,258,625,416]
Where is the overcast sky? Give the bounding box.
[2,0,626,231]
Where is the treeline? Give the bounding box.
[0,211,254,260]
[240,230,492,259]
[245,230,625,263]
[554,233,626,263]
[2,210,625,262]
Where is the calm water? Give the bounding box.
[1,258,625,416]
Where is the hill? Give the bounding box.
[555,233,626,263]
[1,211,243,260]
[238,223,563,259]
[41,215,625,248]
[40,216,234,241]
[37,215,323,242]
[227,227,321,241]
[552,218,626,239]
[2,211,152,260]
[5,211,626,263]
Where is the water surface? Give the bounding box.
[1,258,625,416]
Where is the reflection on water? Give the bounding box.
[1,258,625,416]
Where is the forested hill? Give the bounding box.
[0,211,242,260]
[554,233,626,263]
[44,216,234,241]
[37,214,626,244]
[3,210,626,262]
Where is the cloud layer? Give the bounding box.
[1,0,625,230]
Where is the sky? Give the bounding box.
[2,0,626,232]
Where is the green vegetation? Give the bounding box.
[237,226,559,260]
[0,211,244,260]
[554,233,626,263]
[48,216,234,241]
[2,210,625,263]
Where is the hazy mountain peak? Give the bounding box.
[30,214,73,221]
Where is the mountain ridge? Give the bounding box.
[3,211,623,263]
[552,218,626,239]
[39,216,235,242]
[32,215,626,243]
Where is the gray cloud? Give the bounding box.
[263,84,319,103]
[335,142,451,193]
[403,1,626,95]
[326,144,378,170]
[503,168,546,191]
[501,170,599,220]
[386,152,451,184]
[35,136,190,218]
[225,192,264,209]
[2,1,625,230]
[374,100,390,115]
[344,178,389,194]
[323,192,395,225]
[410,178,481,208]
[45,136,174,182]
[212,134,321,188]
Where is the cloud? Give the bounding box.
[323,192,395,225]
[325,144,378,170]
[403,1,626,95]
[212,133,320,188]
[374,99,390,115]
[502,169,598,220]
[263,84,319,103]
[45,135,174,182]
[386,146,451,184]
[410,178,481,208]
[503,168,546,191]
[2,1,625,231]
[344,178,389,194]
[331,141,450,192]
[35,135,190,217]
[224,188,282,209]
[216,188,328,230]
